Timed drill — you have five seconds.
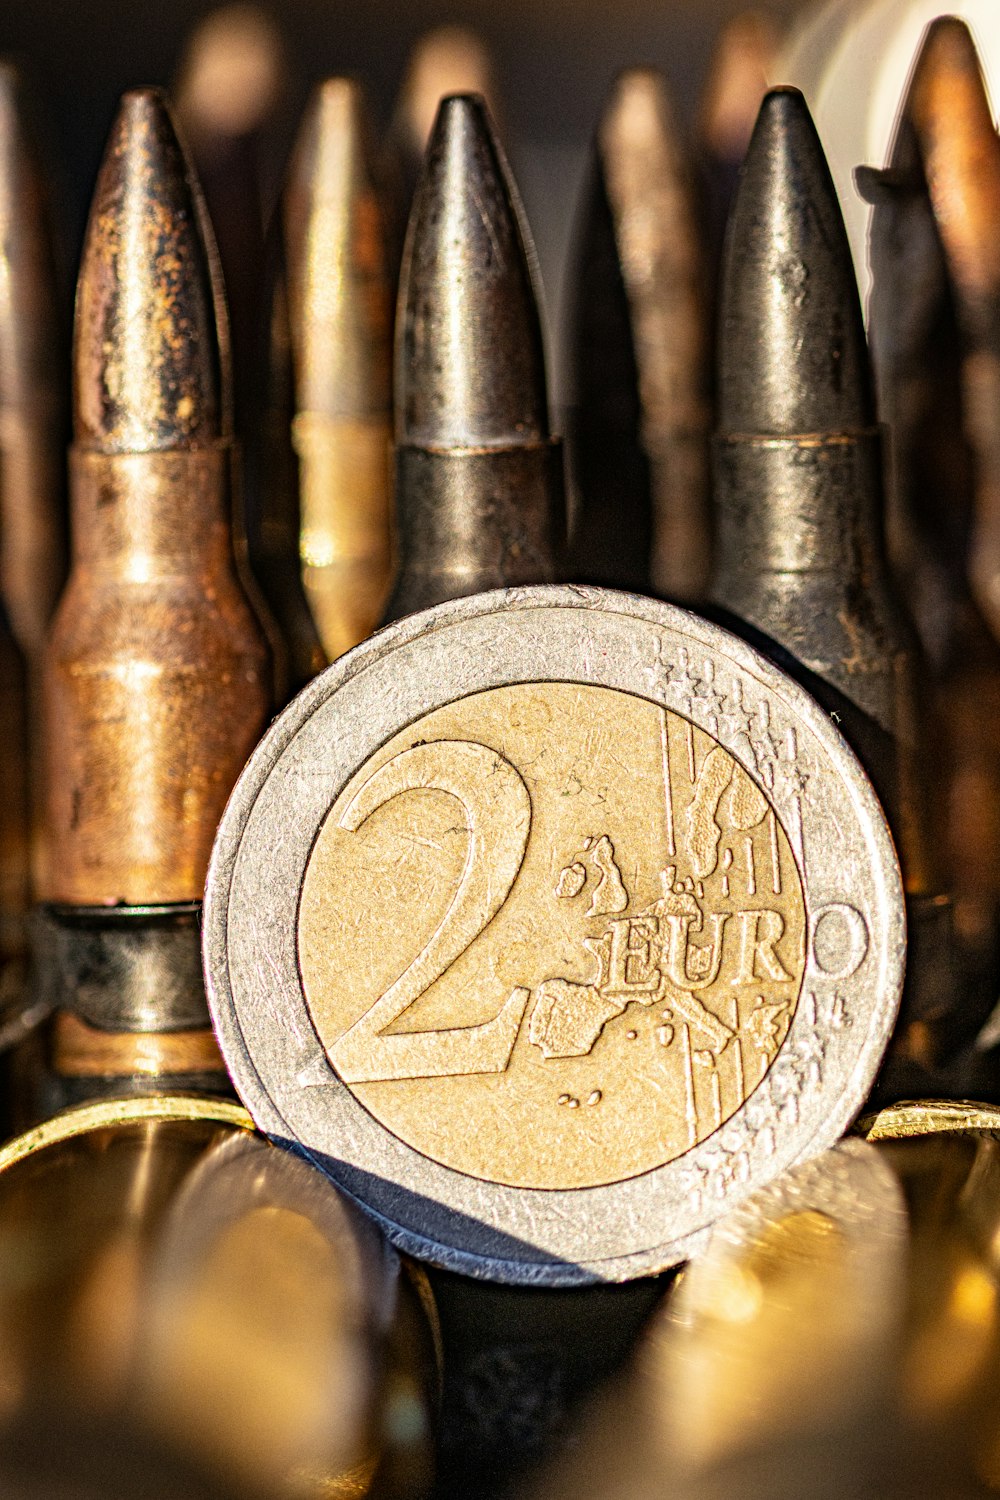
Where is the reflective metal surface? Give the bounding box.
[0,1095,433,1498]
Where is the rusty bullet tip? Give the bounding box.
[74,86,224,453]
[718,84,874,435]
[397,91,550,448]
[285,75,391,422]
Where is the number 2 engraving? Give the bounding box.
[327,740,533,1084]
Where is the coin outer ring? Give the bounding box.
[203,585,906,1286]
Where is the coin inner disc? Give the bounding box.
[297,683,806,1190]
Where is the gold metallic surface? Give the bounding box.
[52,1011,226,1078]
[597,69,709,601]
[0,1096,420,1498]
[861,1099,1000,1140]
[0,1094,253,1167]
[284,79,394,660]
[298,682,804,1190]
[41,89,270,904]
[532,1116,1000,1498]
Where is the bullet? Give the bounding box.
[565,68,709,600]
[0,1095,438,1498]
[710,87,954,1079]
[385,94,564,623]
[281,78,395,662]
[0,65,65,941]
[38,90,271,1096]
[864,18,1000,1012]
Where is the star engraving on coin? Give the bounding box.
[204,587,905,1285]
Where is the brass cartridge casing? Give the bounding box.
[43,89,271,906]
[530,1105,1000,1500]
[0,1096,438,1499]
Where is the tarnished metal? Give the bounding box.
[0,1095,438,1499]
[38,89,271,1090]
[385,95,564,623]
[566,69,709,601]
[710,87,953,1078]
[283,78,395,662]
[864,17,1000,1027]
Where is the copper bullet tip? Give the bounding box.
[397,92,551,449]
[73,87,224,453]
[904,15,1000,309]
[719,85,874,436]
[285,76,391,423]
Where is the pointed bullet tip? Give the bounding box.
[397,88,550,447]
[920,13,979,53]
[718,84,873,434]
[911,14,989,99]
[74,87,224,453]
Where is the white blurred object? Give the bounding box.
[779,0,1000,315]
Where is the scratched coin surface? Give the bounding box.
[204,586,905,1285]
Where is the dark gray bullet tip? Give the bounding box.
[718,84,875,435]
[396,91,551,449]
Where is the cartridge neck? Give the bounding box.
[68,446,233,570]
[385,439,564,621]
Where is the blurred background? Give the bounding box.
[0,0,804,407]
